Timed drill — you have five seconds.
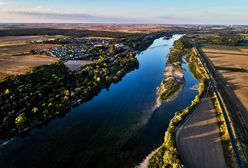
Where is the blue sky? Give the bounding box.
[0,0,247,24]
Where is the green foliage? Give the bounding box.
[157,37,187,102]
[187,49,208,80]
[15,113,27,130]
[0,47,139,140]
[31,107,39,114]
[212,95,238,167]
[158,78,181,101]
[205,35,243,46]
[167,38,186,64]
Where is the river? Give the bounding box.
[0,35,199,168]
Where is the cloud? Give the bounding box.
[0,9,149,23]
[0,6,247,24]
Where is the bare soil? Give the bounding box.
[176,98,226,168]
[0,55,58,78]
[0,44,60,57]
[64,60,92,71]
[202,46,248,121]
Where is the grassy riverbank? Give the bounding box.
[148,48,208,167]
[211,93,238,168]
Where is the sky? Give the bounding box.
[0,0,247,25]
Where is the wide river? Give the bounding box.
[0,35,199,168]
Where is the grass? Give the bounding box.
[211,94,238,168]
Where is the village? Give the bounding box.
[32,37,131,61]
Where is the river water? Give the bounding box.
[0,35,199,168]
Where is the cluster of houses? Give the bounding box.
[49,45,90,60]
[47,39,113,60]
[31,37,130,61]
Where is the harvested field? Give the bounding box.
[0,36,40,43]
[0,24,172,33]
[0,35,66,47]
[0,43,60,57]
[0,55,58,78]
[202,45,248,56]
[176,98,226,168]
[64,60,92,71]
[201,45,248,123]
[0,35,68,42]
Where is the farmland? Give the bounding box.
[0,35,64,57]
[0,44,60,57]
[0,36,61,79]
[0,55,58,79]
[201,45,248,117]
[201,45,248,162]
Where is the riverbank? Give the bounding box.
[156,37,186,105]
[148,47,208,167]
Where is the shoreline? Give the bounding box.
[156,36,186,104]
[147,46,208,167]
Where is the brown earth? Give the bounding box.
[202,45,248,122]
[64,60,92,71]
[0,36,41,43]
[0,24,172,33]
[0,43,60,57]
[0,55,58,79]
[176,98,226,168]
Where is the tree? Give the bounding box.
[4,89,10,95]
[32,107,39,114]
[15,113,27,130]
[63,90,70,96]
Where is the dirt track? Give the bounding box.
[176,98,226,168]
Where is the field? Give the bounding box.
[64,60,92,71]
[0,24,172,33]
[0,55,58,79]
[0,35,66,45]
[0,43,60,57]
[201,45,248,123]
[0,35,63,57]
[176,98,226,168]
[0,35,62,79]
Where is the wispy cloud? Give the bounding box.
[0,10,148,23]
[0,3,247,24]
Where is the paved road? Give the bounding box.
[176,97,226,168]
